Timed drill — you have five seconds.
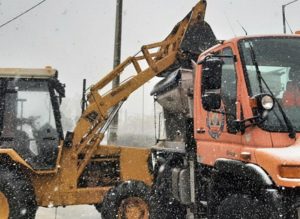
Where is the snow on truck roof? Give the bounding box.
[0,67,57,78]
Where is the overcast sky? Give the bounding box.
[0,0,299,117]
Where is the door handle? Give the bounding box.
[196,128,205,134]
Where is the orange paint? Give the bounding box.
[194,35,300,188]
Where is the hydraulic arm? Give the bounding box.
[70,0,215,178]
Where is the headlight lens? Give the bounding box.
[279,165,300,178]
[261,95,274,110]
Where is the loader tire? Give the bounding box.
[0,168,37,219]
[101,181,150,219]
[94,202,102,214]
[216,194,280,219]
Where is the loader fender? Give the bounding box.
[214,158,273,187]
[0,149,33,170]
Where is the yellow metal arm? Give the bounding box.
[71,0,208,178]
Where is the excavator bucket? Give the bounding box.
[179,0,217,54]
[180,20,216,55]
[158,0,217,75]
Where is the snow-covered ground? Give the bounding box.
[36,205,101,219]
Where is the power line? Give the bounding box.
[0,0,47,30]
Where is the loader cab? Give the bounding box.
[0,68,64,170]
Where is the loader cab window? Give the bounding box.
[0,78,60,170]
[220,47,237,133]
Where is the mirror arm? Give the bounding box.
[197,54,237,65]
[210,109,235,118]
[232,115,267,133]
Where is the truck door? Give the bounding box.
[195,46,242,165]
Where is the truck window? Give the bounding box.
[221,47,237,133]
[240,37,300,132]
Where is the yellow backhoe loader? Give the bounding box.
[0,1,215,218]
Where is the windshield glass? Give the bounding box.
[0,79,59,169]
[239,37,300,132]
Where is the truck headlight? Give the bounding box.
[261,95,274,110]
[279,165,300,178]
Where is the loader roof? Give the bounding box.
[0,67,57,79]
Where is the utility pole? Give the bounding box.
[282,0,298,34]
[109,0,123,144]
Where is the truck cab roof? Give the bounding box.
[224,34,300,44]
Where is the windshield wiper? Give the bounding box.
[247,41,296,139]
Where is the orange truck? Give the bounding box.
[149,34,300,218]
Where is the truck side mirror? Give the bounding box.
[202,93,221,111]
[201,56,223,111]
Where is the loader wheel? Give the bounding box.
[101,181,150,219]
[216,194,279,219]
[94,202,102,214]
[0,168,37,219]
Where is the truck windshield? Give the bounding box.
[239,37,300,132]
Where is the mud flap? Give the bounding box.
[263,189,285,218]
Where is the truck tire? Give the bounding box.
[216,194,279,219]
[0,168,37,219]
[101,181,150,219]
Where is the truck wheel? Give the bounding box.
[0,168,37,219]
[216,194,278,219]
[101,181,150,219]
